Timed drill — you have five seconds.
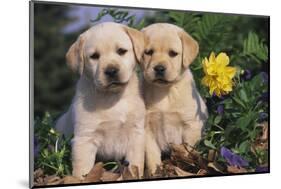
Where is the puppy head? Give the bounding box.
[141,23,198,87]
[66,22,144,92]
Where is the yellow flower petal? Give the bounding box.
[206,66,217,76]
[214,88,222,97]
[209,84,216,95]
[202,76,212,86]
[225,67,236,79]
[209,52,216,64]
[202,52,236,97]
[216,52,229,67]
[222,83,233,92]
[202,58,209,74]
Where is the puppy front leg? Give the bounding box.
[72,136,98,179]
[182,120,204,147]
[145,128,161,176]
[126,127,145,178]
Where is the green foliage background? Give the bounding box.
[33,3,269,176]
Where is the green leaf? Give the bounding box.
[214,115,222,125]
[204,140,217,149]
[194,14,230,42]
[235,112,255,131]
[232,96,247,109]
[239,140,250,154]
[168,12,200,35]
[243,31,268,62]
[239,89,248,103]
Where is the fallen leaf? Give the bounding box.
[198,156,209,170]
[170,144,190,160]
[260,122,268,141]
[183,143,201,159]
[63,176,81,184]
[152,165,164,178]
[130,165,140,179]
[208,150,216,162]
[83,162,104,183]
[207,162,225,173]
[35,177,44,185]
[101,171,120,182]
[174,166,194,176]
[116,175,123,181]
[197,169,208,175]
[252,122,269,153]
[227,166,248,173]
[44,175,62,185]
[122,166,134,180]
[170,144,195,166]
[34,168,44,178]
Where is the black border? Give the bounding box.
[29,1,34,188]
[29,0,270,188]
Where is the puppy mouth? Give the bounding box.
[106,81,128,88]
[153,78,171,85]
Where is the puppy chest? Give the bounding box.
[147,111,184,150]
[97,125,131,160]
[95,112,138,160]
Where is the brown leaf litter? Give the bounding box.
[35,131,268,187]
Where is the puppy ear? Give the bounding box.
[123,26,145,63]
[178,29,199,69]
[66,34,85,75]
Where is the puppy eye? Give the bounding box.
[169,50,178,57]
[145,49,154,56]
[117,48,128,56]
[90,52,100,60]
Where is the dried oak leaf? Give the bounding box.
[151,165,164,178]
[63,176,81,184]
[163,162,178,177]
[207,150,216,162]
[44,175,63,185]
[170,144,189,159]
[197,169,208,175]
[254,122,268,151]
[207,162,225,174]
[227,166,248,173]
[34,168,44,178]
[35,177,44,185]
[174,166,194,176]
[122,165,139,180]
[170,144,195,166]
[101,171,120,182]
[260,122,268,141]
[83,162,104,183]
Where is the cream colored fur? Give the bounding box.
[141,23,208,175]
[55,22,145,179]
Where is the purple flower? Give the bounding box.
[217,105,224,115]
[123,160,130,166]
[206,98,213,109]
[48,144,54,152]
[212,93,226,100]
[242,69,252,80]
[34,136,40,158]
[220,147,249,167]
[259,92,268,102]
[258,112,268,122]
[255,166,268,173]
[261,72,268,83]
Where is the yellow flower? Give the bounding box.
[202,52,236,97]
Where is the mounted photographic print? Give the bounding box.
[29,0,269,188]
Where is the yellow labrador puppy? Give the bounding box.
[55,22,145,179]
[141,23,208,175]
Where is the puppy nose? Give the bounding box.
[105,67,119,78]
[154,65,166,76]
